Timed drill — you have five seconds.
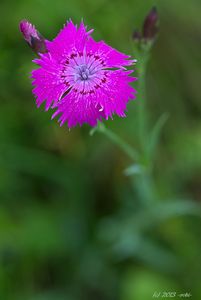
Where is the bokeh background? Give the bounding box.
[0,0,201,299]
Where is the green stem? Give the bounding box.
[134,171,156,206]
[91,123,139,161]
[137,52,150,152]
[90,46,156,207]
[133,47,156,206]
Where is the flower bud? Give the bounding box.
[142,7,158,41]
[132,30,142,42]
[132,6,159,50]
[19,20,47,54]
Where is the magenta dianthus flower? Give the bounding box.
[30,20,137,128]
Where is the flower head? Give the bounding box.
[25,20,136,128]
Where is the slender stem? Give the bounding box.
[90,46,155,207]
[137,51,157,206]
[92,123,139,161]
[99,123,156,206]
[134,171,156,206]
[137,52,150,152]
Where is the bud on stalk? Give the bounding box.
[19,20,47,54]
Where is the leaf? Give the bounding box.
[148,112,169,157]
[111,233,180,272]
[133,238,180,272]
[124,163,145,176]
[132,200,201,230]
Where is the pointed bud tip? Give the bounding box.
[19,19,28,30]
[19,19,39,43]
[19,19,48,55]
[143,6,159,40]
[19,19,26,33]
[151,6,157,14]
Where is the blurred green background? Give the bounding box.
[0,0,201,299]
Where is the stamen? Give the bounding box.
[81,71,88,80]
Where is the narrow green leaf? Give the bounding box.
[124,164,145,176]
[132,200,201,230]
[148,112,169,157]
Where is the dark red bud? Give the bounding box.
[142,7,159,40]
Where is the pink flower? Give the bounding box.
[30,20,137,128]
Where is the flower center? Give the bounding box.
[62,53,107,90]
[77,65,90,81]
